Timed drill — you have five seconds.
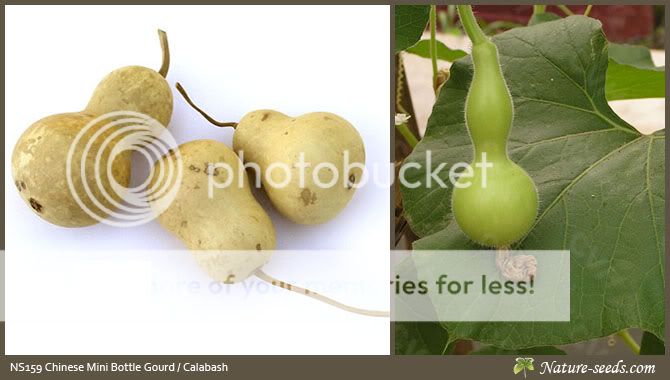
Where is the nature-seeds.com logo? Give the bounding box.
[514,358,534,378]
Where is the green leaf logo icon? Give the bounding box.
[514,358,534,378]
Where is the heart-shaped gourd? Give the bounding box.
[175,84,365,225]
[234,110,365,224]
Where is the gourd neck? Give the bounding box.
[457,5,488,46]
[471,41,501,74]
[473,143,508,163]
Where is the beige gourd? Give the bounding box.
[12,30,173,227]
[149,139,276,283]
[165,87,385,316]
[175,84,365,225]
[148,140,385,313]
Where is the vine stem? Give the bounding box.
[584,5,593,17]
[617,330,641,354]
[395,121,418,149]
[456,5,488,46]
[157,29,170,78]
[394,59,419,148]
[255,269,389,318]
[395,58,409,115]
[175,83,238,128]
[557,5,574,16]
[429,5,439,93]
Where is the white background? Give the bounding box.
[4,5,390,354]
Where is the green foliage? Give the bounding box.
[606,43,665,100]
[404,39,467,62]
[395,5,430,53]
[523,13,665,100]
[474,345,566,355]
[400,16,665,349]
[394,322,450,355]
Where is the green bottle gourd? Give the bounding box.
[451,6,538,247]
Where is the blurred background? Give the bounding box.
[472,5,663,46]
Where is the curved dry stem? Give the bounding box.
[584,5,593,17]
[175,82,238,128]
[157,29,170,78]
[557,5,574,16]
[495,247,537,282]
[255,269,389,318]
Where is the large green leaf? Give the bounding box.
[394,322,450,355]
[609,43,658,68]
[395,5,430,53]
[606,43,665,100]
[522,13,665,101]
[399,16,665,349]
[405,39,467,62]
[473,345,566,355]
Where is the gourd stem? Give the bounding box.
[175,83,238,128]
[617,329,641,354]
[157,30,170,78]
[429,5,439,92]
[584,5,593,17]
[533,5,546,15]
[557,5,574,16]
[255,269,390,318]
[457,5,488,46]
